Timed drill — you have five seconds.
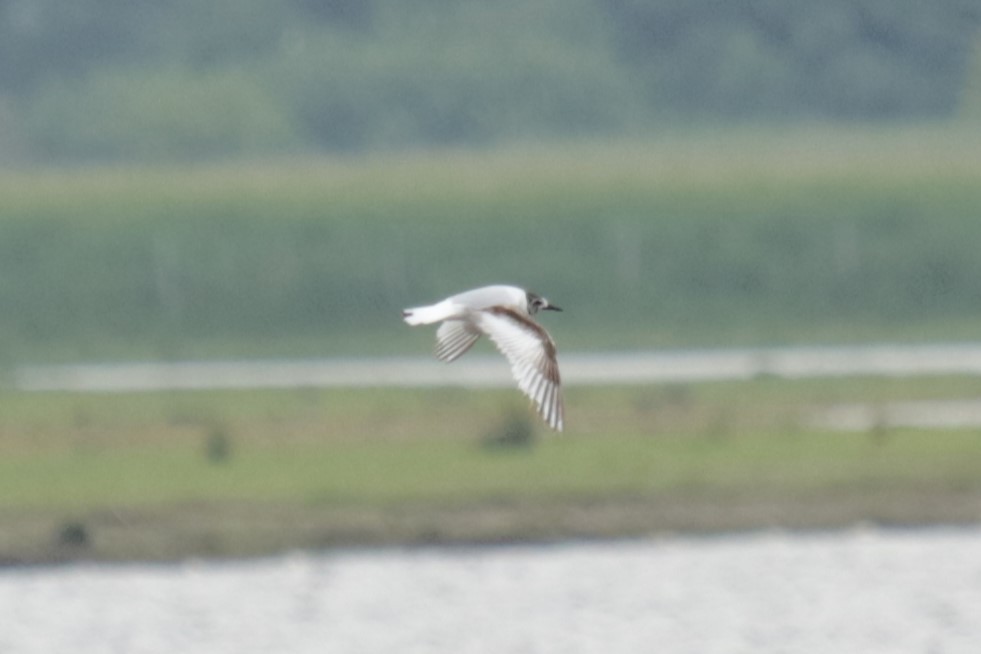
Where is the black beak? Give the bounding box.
[544,304,562,312]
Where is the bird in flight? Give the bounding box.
[402,285,564,431]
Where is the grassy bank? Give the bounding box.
[2,126,981,363]
[2,375,981,563]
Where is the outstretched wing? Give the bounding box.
[474,307,563,431]
[435,320,481,362]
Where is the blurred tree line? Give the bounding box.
[0,0,979,162]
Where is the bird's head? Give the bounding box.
[526,291,562,315]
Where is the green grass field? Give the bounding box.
[2,375,981,563]
[2,125,981,362]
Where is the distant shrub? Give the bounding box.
[55,521,89,548]
[204,423,233,464]
[482,410,537,450]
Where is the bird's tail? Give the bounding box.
[402,300,457,325]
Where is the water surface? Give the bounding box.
[2,527,979,654]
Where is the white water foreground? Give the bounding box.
[2,527,979,654]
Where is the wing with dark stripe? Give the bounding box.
[475,307,564,431]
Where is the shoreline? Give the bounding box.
[5,486,980,567]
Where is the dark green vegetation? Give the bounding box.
[2,377,980,563]
[1,0,979,161]
[1,128,980,363]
